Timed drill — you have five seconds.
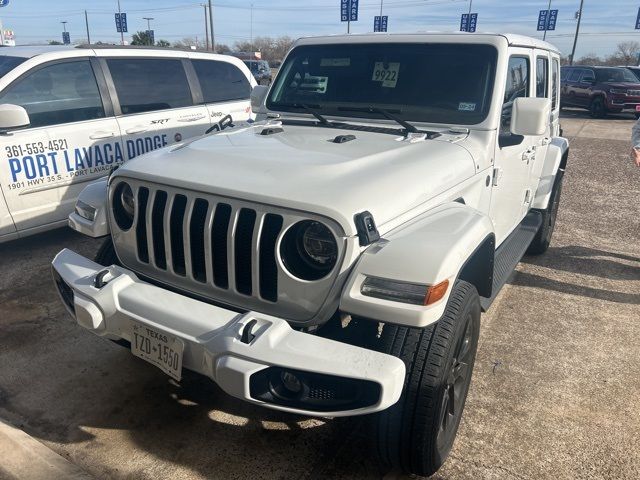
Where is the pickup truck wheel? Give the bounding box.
[368,281,480,477]
[527,174,563,255]
[94,238,120,266]
[589,97,606,118]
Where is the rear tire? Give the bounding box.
[589,97,606,118]
[94,238,120,266]
[368,281,480,477]
[527,173,563,255]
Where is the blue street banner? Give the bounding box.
[147,30,155,44]
[115,12,128,33]
[538,9,558,31]
[374,15,388,32]
[62,31,70,45]
[547,9,558,31]
[460,13,478,32]
[636,7,640,29]
[0,1,10,7]
[340,0,358,22]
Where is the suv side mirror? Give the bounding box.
[250,85,269,111]
[510,97,551,136]
[0,104,30,133]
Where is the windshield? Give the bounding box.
[595,68,638,83]
[0,55,26,78]
[267,43,498,125]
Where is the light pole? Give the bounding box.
[143,17,153,45]
[84,10,90,44]
[468,0,473,16]
[543,0,552,41]
[117,0,123,45]
[61,20,67,33]
[380,0,383,17]
[250,3,253,53]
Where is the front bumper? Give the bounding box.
[607,95,640,111]
[51,249,405,417]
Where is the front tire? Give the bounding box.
[589,97,606,118]
[368,281,480,477]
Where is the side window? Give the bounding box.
[552,58,559,110]
[107,58,192,114]
[581,69,595,83]
[568,69,582,82]
[192,59,251,103]
[0,60,105,128]
[501,56,529,134]
[560,68,569,81]
[536,57,549,98]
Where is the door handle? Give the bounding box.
[89,131,116,140]
[125,126,149,134]
[178,114,206,122]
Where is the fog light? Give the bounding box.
[75,200,96,222]
[281,371,302,394]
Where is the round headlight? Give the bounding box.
[281,220,338,281]
[112,182,135,230]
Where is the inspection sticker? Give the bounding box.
[458,102,476,111]
[372,62,400,88]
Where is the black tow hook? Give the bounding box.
[240,319,258,344]
[94,269,112,289]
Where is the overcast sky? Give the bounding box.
[1,0,638,59]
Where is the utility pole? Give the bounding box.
[61,20,67,33]
[543,0,552,41]
[569,0,584,65]
[468,0,473,16]
[202,5,210,51]
[250,3,254,52]
[84,10,90,44]
[117,0,124,45]
[209,0,215,52]
[143,17,154,45]
[380,0,383,17]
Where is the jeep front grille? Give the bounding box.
[134,187,282,302]
[109,179,348,323]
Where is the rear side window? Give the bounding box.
[0,60,105,128]
[192,59,251,103]
[560,68,569,81]
[0,55,26,78]
[536,57,549,98]
[581,70,595,82]
[107,58,192,114]
[568,69,582,82]
[552,59,559,110]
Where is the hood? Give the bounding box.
[604,82,640,89]
[114,122,476,237]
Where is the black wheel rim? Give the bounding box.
[546,183,561,241]
[436,312,474,448]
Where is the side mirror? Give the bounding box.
[0,104,29,133]
[510,97,551,136]
[250,85,269,111]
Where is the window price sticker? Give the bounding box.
[372,62,400,88]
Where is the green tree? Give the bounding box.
[48,40,63,45]
[156,39,170,48]
[131,31,153,46]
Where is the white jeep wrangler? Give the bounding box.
[52,33,568,476]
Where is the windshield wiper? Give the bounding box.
[274,102,331,126]
[337,106,419,135]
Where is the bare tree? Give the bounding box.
[574,53,603,66]
[609,41,640,66]
[173,37,205,49]
[233,36,295,62]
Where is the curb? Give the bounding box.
[0,418,93,480]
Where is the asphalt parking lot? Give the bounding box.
[0,110,639,480]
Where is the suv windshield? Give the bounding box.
[0,55,26,78]
[267,43,498,125]
[595,68,638,83]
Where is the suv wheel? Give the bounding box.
[95,238,120,266]
[635,112,640,120]
[589,97,606,118]
[527,173,563,255]
[368,281,480,477]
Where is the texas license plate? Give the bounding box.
[131,323,184,381]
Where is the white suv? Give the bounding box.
[53,33,568,476]
[0,45,255,243]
